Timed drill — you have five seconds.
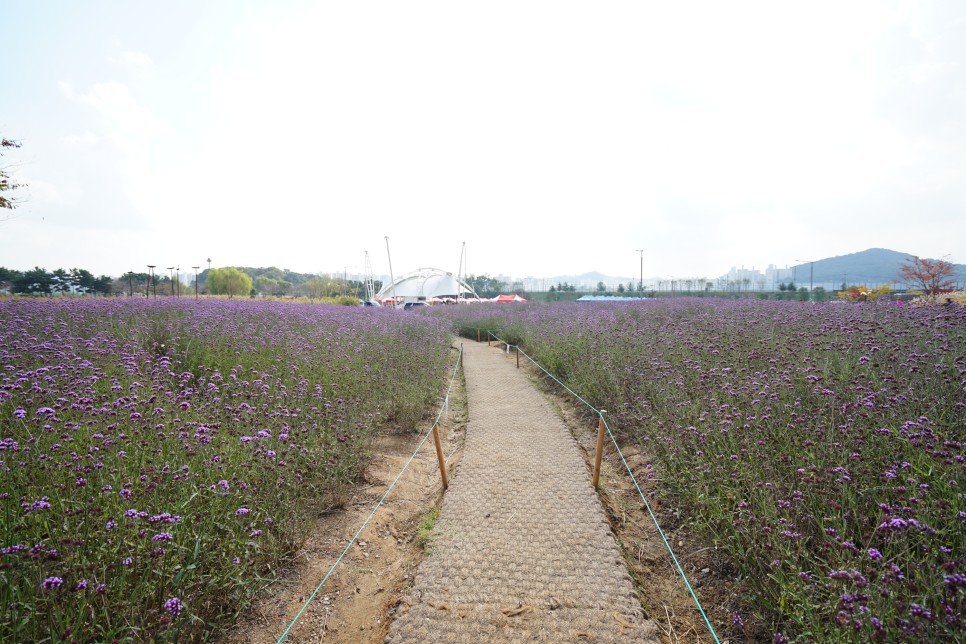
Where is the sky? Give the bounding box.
[1,0,964,282]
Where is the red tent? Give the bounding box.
[492,294,528,303]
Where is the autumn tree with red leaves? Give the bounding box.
[899,255,956,296]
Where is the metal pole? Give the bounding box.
[636,249,643,298]
[147,265,156,298]
[192,266,200,299]
[385,236,397,308]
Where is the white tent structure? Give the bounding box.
[375,268,480,304]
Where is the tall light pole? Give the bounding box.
[796,259,814,300]
[147,265,156,297]
[176,266,180,297]
[385,236,397,307]
[126,271,134,297]
[636,249,644,299]
[192,266,200,299]
[167,267,175,296]
[206,258,212,295]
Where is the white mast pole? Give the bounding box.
[385,236,398,308]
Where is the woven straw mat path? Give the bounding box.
[388,341,660,642]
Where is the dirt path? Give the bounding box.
[228,340,732,643]
[387,341,660,642]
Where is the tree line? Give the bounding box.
[0,267,114,295]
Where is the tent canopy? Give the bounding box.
[493,294,527,303]
[375,268,479,301]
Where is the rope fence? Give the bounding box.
[485,330,721,644]
[276,343,464,643]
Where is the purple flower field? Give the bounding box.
[432,299,965,641]
[0,298,451,641]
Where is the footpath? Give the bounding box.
[388,341,660,642]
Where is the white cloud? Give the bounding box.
[61,80,166,143]
[62,131,100,146]
[108,49,154,70]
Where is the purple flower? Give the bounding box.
[41,576,63,590]
[235,507,250,516]
[13,409,25,419]
[152,532,173,542]
[868,548,882,561]
[74,579,88,591]
[164,596,184,617]
[945,573,966,589]
[28,497,51,512]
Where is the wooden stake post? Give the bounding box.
[433,425,448,489]
[592,411,606,488]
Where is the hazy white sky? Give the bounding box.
[2,0,964,281]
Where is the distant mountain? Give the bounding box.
[789,248,966,288]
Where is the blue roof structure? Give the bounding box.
[575,295,645,302]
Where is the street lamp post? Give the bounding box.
[192,266,200,299]
[147,265,156,297]
[636,250,644,298]
[167,267,175,296]
[176,266,180,297]
[126,272,133,297]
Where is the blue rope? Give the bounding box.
[486,331,720,643]
[276,344,464,643]
[600,415,721,644]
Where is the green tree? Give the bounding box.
[70,268,94,293]
[14,267,53,294]
[617,283,625,293]
[51,268,72,294]
[208,267,253,298]
[464,274,505,298]
[302,276,333,299]
[0,267,21,292]
[596,281,606,292]
[254,275,279,295]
